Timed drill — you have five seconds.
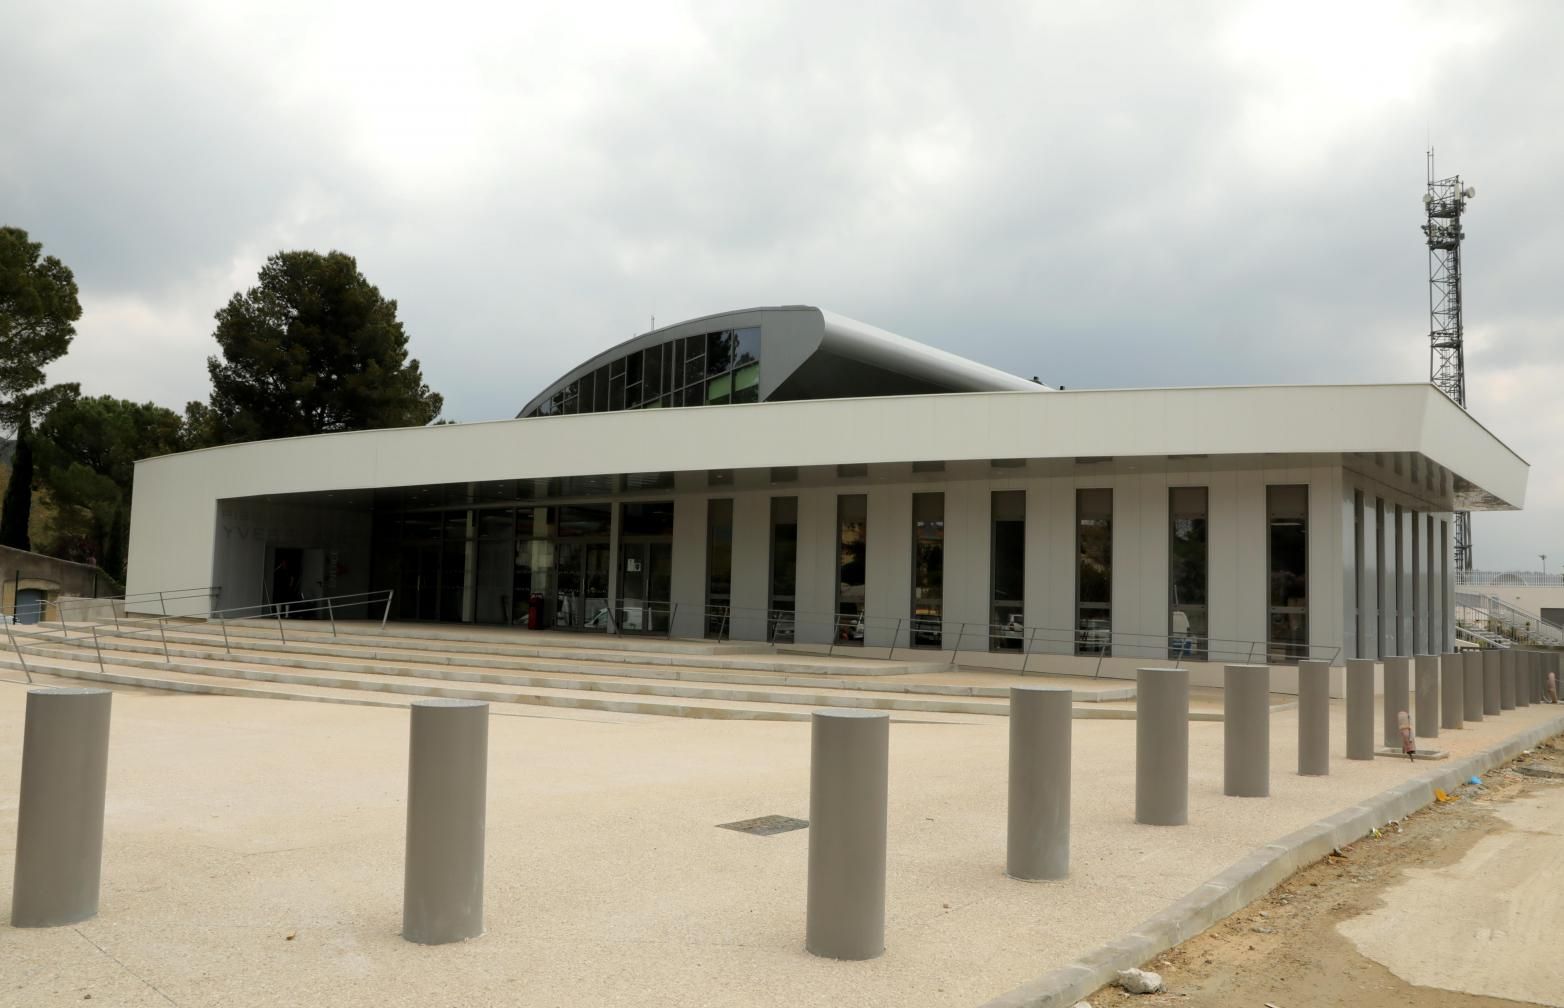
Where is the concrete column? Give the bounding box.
[1482,649,1502,716]
[10,687,112,928]
[1463,650,1484,722]
[1514,649,1531,708]
[1440,651,1465,729]
[1297,659,1330,776]
[1346,659,1375,760]
[1500,648,1517,710]
[806,709,889,960]
[1224,665,1269,797]
[1006,686,1071,881]
[1414,654,1439,739]
[1381,656,1409,748]
[1136,667,1189,826]
[403,698,488,946]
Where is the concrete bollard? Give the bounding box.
[1297,659,1331,776]
[1346,659,1375,760]
[1500,648,1517,710]
[403,698,488,946]
[1515,650,1531,708]
[1414,654,1440,739]
[1463,650,1484,722]
[806,710,889,960]
[1006,686,1072,881]
[10,687,113,928]
[1483,650,1502,716]
[1381,656,1409,749]
[1440,651,1465,729]
[1224,665,1270,797]
[1136,667,1189,826]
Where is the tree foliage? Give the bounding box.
[0,226,80,547]
[192,250,443,445]
[33,395,187,576]
[0,416,34,550]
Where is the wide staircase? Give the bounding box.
[0,617,1146,723]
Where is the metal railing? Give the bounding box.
[692,603,1341,668]
[2,589,395,684]
[1455,590,1564,646]
[1456,571,1564,587]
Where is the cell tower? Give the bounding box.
[1422,150,1476,569]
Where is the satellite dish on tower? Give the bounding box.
[1423,193,1434,204]
[1462,186,1477,198]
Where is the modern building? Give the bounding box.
[126,305,1529,671]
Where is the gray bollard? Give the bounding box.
[1515,650,1531,708]
[1006,686,1072,881]
[1136,667,1189,826]
[1224,664,1270,797]
[1440,651,1466,729]
[1414,654,1440,739]
[1463,650,1484,722]
[1346,659,1376,760]
[403,698,488,945]
[1381,656,1409,749]
[1483,649,1502,716]
[806,709,889,960]
[1297,659,1330,776]
[11,687,112,928]
[1500,648,1517,710]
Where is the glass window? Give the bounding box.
[644,347,662,401]
[836,494,868,645]
[621,501,675,538]
[1169,486,1208,660]
[735,326,760,366]
[911,493,944,647]
[1076,488,1112,655]
[557,504,612,538]
[706,372,732,404]
[1354,490,1365,657]
[769,497,798,642]
[706,499,733,638]
[593,367,609,414]
[608,363,626,412]
[707,330,733,375]
[1394,504,1404,655]
[683,337,704,385]
[1375,498,1385,655]
[990,491,1025,652]
[1411,509,1422,654]
[1267,485,1309,662]
[733,363,759,392]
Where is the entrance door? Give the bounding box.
[15,588,45,625]
[397,543,441,621]
[554,542,611,630]
[271,547,303,617]
[616,541,672,633]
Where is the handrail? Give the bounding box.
[6,589,396,662]
[686,602,1343,665]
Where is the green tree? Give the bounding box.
[34,395,186,576]
[0,226,81,548]
[192,250,443,445]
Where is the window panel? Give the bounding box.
[1169,486,1208,660]
[990,490,1025,651]
[1076,488,1112,656]
[911,492,944,647]
[1267,484,1309,662]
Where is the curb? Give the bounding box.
[978,709,1564,1008]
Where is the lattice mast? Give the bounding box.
[1422,150,1476,569]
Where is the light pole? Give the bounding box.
[1542,554,1548,584]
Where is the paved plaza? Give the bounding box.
[3,675,1561,1008]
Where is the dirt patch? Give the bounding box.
[1084,734,1564,1007]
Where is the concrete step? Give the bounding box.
[28,628,1133,704]
[6,639,1177,721]
[99,620,942,677]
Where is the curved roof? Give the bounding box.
[517,305,1047,417]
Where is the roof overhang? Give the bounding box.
[136,384,1528,512]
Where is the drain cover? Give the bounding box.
[718,815,808,836]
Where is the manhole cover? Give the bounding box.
[718,815,808,836]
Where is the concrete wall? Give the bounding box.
[210,498,373,620]
[1,544,114,622]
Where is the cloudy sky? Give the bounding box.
[2,1,1559,570]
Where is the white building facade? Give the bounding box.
[127,307,1528,672]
